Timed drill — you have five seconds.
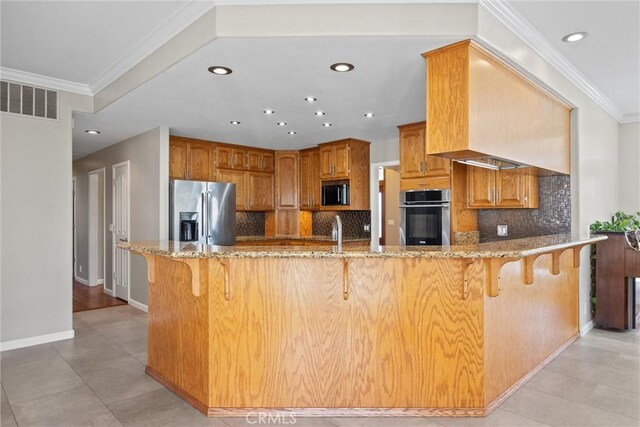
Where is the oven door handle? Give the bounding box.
[399,204,450,208]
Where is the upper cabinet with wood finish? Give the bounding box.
[319,140,352,179]
[247,150,275,172]
[467,167,538,209]
[423,40,571,175]
[216,146,247,170]
[275,151,299,210]
[398,121,451,179]
[169,136,215,181]
[299,148,321,211]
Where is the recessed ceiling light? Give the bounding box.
[230,120,240,125]
[561,32,587,42]
[264,109,275,115]
[330,63,354,72]
[314,111,325,116]
[277,122,287,126]
[305,97,318,102]
[364,112,375,118]
[85,130,100,135]
[288,131,297,135]
[322,123,332,127]
[208,66,232,75]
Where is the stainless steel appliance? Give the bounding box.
[399,189,450,246]
[170,180,236,245]
[322,183,349,206]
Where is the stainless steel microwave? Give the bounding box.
[322,184,350,206]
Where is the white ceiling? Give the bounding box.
[508,0,640,118]
[72,37,459,158]
[1,1,638,159]
[0,0,190,85]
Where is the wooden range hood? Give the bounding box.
[423,40,572,175]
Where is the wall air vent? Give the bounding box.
[0,80,57,120]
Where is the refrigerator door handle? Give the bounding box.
[201,192,207,240]
[206,190,212,241]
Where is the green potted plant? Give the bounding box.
[589,211,640,315]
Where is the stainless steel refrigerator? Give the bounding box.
[169,180,236,245]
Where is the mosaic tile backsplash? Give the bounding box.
[236,212,265,236]
[478,175,571,242]
[313,211,372,238]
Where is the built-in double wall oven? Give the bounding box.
[399,189,450,246]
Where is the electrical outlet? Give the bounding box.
[387,219,395,226]
[497,225,508,237]
[79,265,83,273]
[364,224,370,232]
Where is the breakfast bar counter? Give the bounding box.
[120,233,605,417]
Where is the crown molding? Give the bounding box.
[0,67,92,96]
[478,0,627,124]
[89,1,216,94]
[621,113,640,124]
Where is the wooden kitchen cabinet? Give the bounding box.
[467,167,538,209]
[247,171,275,211]
[217,169,247,211]
[169,136,215,181]
[247,150,275,172]
[398,121,451,180]
[319,141,350,179]
[169,139,188,180]
[188,141,216,181]
[299,148,321,210]
[217,146,246,170]
[275,151,299,210]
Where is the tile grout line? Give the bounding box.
[1,383,19,427]
[56,316,128,426]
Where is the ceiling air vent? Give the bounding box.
[0,80,57,120]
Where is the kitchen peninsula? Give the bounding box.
[120,233,605,417]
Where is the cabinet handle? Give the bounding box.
[524,195,528,204]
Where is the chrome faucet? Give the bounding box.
[332,215,343,251]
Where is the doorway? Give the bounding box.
[370,161,400,246]
[73,177,77,279]
[112,161,130,301]
[88,168,105,287]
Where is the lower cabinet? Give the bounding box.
[217,169,275,212]
[467,167,538,209]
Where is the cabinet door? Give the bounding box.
[216,146,233,169]
[319,146,334,179]
[496,170,537,208]
[217,169,247,211]
[311,149,322,209]
[246,150,263,171]
[262,152,275,172]
[188,141,214,181]
[231,149,247,170]
[299,151,312,209]
[247,172,275,211]
[425,155,451,177]
[276,152,299,209]
[333,143,350,178]
[467,166,495,208]
[169,140,188,180]
[399,127,426,179]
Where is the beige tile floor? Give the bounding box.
[1,304,638,427]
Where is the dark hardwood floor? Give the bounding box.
[73,280,127,313]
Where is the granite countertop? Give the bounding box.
[119,233,606,260]
[236,235,370,243]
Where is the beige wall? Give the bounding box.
[73,127,169,306]
[618,122,640,213]
[383,168,401,245]
[1,90,92,347]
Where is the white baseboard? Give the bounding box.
[1,329,75,352]
[74,276,88,285]
[580,320,594,337]
[103,287,115,297]
[97,279,104,285]
[128,298,148,313]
